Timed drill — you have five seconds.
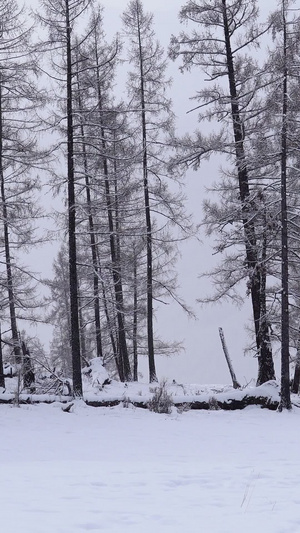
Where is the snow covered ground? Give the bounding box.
[1,399,300,533]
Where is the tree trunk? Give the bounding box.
[133,245,138,381]
[0,325,5,389]
[291,332,300,393]
[218,327,241,389]
[22,341,35,392]
[137,9,157,383]
[75,65,103,359]
[103,157,132,381]
[94,44,132,382]
[222,0,275,385]
[279,0,291,410]
[78,291,87,364]
[66,1,82,397]
[96,248,122,378]
[0,77,21,364]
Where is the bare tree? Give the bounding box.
[73,9,133,381]
[38,0,94,396]
[0,0,45,368]
[122,0,192,382]
[170,0,276,384]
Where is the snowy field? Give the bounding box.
[1,400,300,533]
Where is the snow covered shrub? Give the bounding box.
[208,397,220,410]
[148,380,173,414]
[177,402,191,414]
[82,358,111,390]
[122,396,132,408]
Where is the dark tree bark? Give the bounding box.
[133,247,138,381]
[22,341,35,392]
[292,362,300,394]
[0,325,5,389]
[291,330,300,393]
[78,291,87,363]
[222,0,275,385]
[136,6,157,383]
[279,0,291,410]
[93,45,132,381]
[291,327,300,393]
[0,78,21,365]
[96,250,121,376]
[75,65,103,359]
[66,1,82,396]
[102,154,132,381]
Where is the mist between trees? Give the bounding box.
[0,0,298,410]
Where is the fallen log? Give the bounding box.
[0,381,294,411]
[186,395,279,411]
[0,394,73,405]
[0,394,281,410]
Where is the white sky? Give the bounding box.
[26,0,275,385]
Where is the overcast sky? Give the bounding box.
[27,0,274,385]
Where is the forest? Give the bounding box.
[0,0,298,411]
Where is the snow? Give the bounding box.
[82,358,110,387]
[1,397,300,532]
[1,374,292,409]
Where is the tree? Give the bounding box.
[71,7,133,381]
[0,0,45,369]
[39,0,94,396]
[170,0,276,384]
[246,1,300,406]
[40,1,191,385]
[279,0,290,409]
[263,0,300,409]
[45,245,72,376]
[122,0,192,382]
[73,27,103,361]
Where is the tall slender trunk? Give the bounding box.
[78,290,87,364]
[259,203,272,381]
[113,136,122,272]
[133,244,138,381]
[222,0,275,384]
[0,325,4,389]
[292,327,300,393]
[94,43,132,381]
[22,341,35,392]
[60,252,72,373]
[112,137,130,380]
[66,1,82,396]
[137,9,157,383]
[0,77,21,364]
[102,155,131,381]
[97,253,123,379]
[75,65,103,359]
[279,0,291,410]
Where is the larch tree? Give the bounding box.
[38,0,94,396]
[72,7,133,381]
[122,0,192,382]
[122,0,164,383]
[45,245,72,376]
[170,0,276,385]
[0,0,45,369]
[262,0,300,409]
[243,1,300,406]
[278,0,291,410]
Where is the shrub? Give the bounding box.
[148,380,173,414]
